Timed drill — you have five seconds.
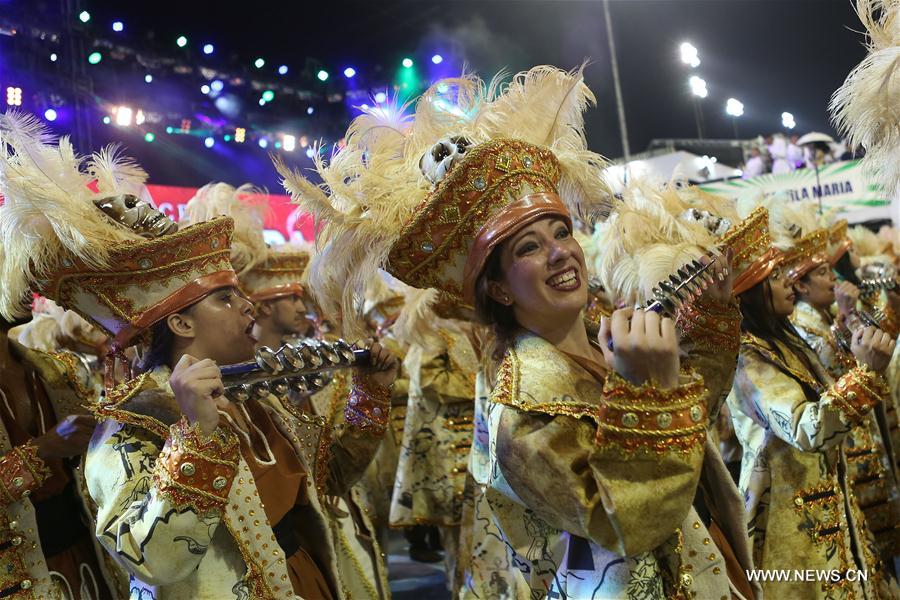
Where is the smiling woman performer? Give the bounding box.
[725,198,896,599]
[280,65,747,599]
[0,114,398,600]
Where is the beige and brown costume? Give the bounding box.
[723,200,894,600]
[781,203,900,565]
[591,182,790,599]
[792,299,900,562]
[0,120,396,598]
[387,290,478,588]
[88,364,391,599]
[0,321,124,600]
[728,331,894,598]
[281,64,755,599]
[183,182,392,599]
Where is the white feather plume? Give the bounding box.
[0,111,144,320]
[831,0,900,195]
[181,182,268,275]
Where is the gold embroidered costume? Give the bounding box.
[280,64,754,599]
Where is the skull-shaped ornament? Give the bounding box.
[680,208,731,237]
[93,194,179,238]
[419,136,473,185]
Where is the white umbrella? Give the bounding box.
[796,131,835,145]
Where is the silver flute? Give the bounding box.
[220,338,370,401]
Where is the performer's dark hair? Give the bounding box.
[833,252,861,285]
[739,277,822,385]
[474,247,519,363]
[137,318,175,372]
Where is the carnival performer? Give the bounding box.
[0,310,122,599]
[9,300,132,598]
[839,223,900,490]
[182,182,318,349]
[243,246,318,347]
[725,195,896,598]
[354,275,409,554]
[243,242,394,600]
[846,226,900,337]
[0,112,398,600]
[280,65,752,599]
[593,179,762,600]
[777,202,900,571]
[384,284,478,584]
[184,181,395,599]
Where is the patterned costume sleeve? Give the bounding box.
[325,373,391,496]
[0,442,51,504]
[676,297,742,421]
[494,372,707,557]
[86,416,240,586]
[732,348,887,452]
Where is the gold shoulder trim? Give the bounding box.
[93,372,171,438]
[489,344,600,421]
[741,333,822,393]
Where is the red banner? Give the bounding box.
[146,184,315,244]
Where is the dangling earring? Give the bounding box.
[502,295,512,305]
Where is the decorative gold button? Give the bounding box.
[703,538,710,545]
[847,391,857,402]
[20,580,31,590]
[11,537,22,546]
[656,412,673,428]
[9,521,18,530]
[794,497,803,506]
[713,567,722,575]
[707,553,716,561]
[180,462,196,477]
[621,412,639,428]
[689,406,703,422]
[212,476,228,490]
[681,573,694,587]
[11,477,23,488]
[692,521,701,529]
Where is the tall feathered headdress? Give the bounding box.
[182,182,268,275]
[0,111,236,354]
[277,65,612,337]
[830,0,900,195]
[767,200,830,280]
[0,111,147,319]
[593,178,732,304]
[848,224,891,259]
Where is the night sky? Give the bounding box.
[4,0,868,183]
